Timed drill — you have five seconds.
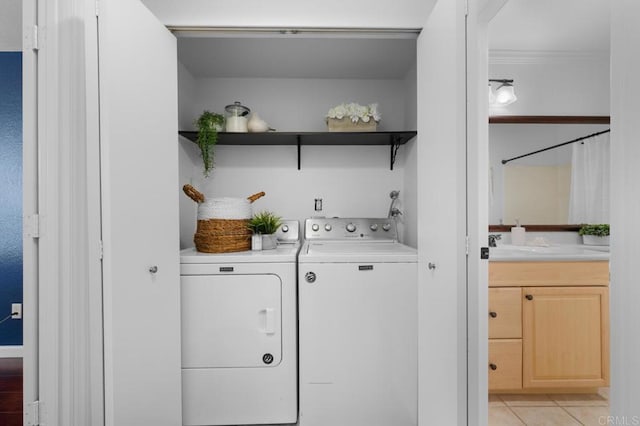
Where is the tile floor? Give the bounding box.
[489,389,609,425]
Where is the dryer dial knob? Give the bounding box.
[382,223,392,231]
[324,224,332,231]
[346,223,356,233]
[311,224,320,232]
[281,225,289,232]
[370,224,379,231]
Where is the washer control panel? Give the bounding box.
[304,218,398,241]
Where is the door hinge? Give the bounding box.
[99,240,104,260]
[465,235,469,256]
[95,0,99,16]
[24,214,40,239]
[26,400,40,425]
[465,0,469,17]
[26,25,39,51]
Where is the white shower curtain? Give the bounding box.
[568,132,610,224]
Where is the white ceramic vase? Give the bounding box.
[582,235,610,246]
[262,234,277,250]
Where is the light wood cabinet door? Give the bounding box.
[522,287,609,389]
[489,288,522,338]
[489,339,522,391]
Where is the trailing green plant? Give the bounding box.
[578,224,610,237]
[248,211,282,235]
[195,111,225,176]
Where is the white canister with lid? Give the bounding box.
[225,101,250,132]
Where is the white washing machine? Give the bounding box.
[297,218,418,426]
[180,220,300,426]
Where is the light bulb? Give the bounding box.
[495,83,517,105]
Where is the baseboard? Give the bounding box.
[0,346,23,358]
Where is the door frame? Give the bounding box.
[22,0,105,424]
[22,0,38,422]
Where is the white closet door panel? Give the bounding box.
[98,0,180,425]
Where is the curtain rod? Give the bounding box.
[501,129,611,165]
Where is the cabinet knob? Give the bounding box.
[489,363,497,371]
[489,311,497,318]
[525,294,533,301]
[149,266,158,274]
[428,262,436,270]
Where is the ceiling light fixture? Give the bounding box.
[489,79,517,106]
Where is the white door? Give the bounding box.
[416,0,469,425]
[98,0,181,425]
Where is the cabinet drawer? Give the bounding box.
[489,288,522,338]
[489,339,522,391]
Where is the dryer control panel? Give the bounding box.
[275,219,300,243]
[304,218,398,241]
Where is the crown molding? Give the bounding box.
[489,49,609,65]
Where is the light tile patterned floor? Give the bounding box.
[489,389,609,425]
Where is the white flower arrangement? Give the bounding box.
[326,102,381,124]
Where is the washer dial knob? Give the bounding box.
[324,224,332,231]
[346,223,356,233]
[382,223,392,232]
[281,225,289,232]
[370,224,379,231]
[311,224,320,232]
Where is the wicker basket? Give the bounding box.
[183,184,265,253]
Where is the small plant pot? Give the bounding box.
[582,235,610,246]
[262,234,278,250]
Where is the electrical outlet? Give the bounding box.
[11,303,22,320]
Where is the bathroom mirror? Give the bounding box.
[489,118,610,230]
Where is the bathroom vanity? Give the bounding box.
[488,246,609,392]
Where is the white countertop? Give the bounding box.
[489,244,610,262]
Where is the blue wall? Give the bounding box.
[0,52,23,345]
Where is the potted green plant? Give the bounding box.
[248,210,282,250]
[579,224,610,246]
[195,110,225,176]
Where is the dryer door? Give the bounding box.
[181,274,282,368]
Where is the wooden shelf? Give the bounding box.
[178,130,417,170]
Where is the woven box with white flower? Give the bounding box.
[326,102,380,132]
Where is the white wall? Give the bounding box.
[142,0,435,29]
[180,77,409,132]
[487,55,610,224]
[178,72,417,248]
[489,56,609,116]
[0,0,21,50]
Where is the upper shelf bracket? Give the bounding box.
[297,135,301,170]
[390,135,403,171]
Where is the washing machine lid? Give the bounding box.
[299,241,417,263]
[181,243,300,264]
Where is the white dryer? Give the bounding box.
[180,221,299,426]
[297,218,418,426]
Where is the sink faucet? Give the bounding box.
[488,234,502,247]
